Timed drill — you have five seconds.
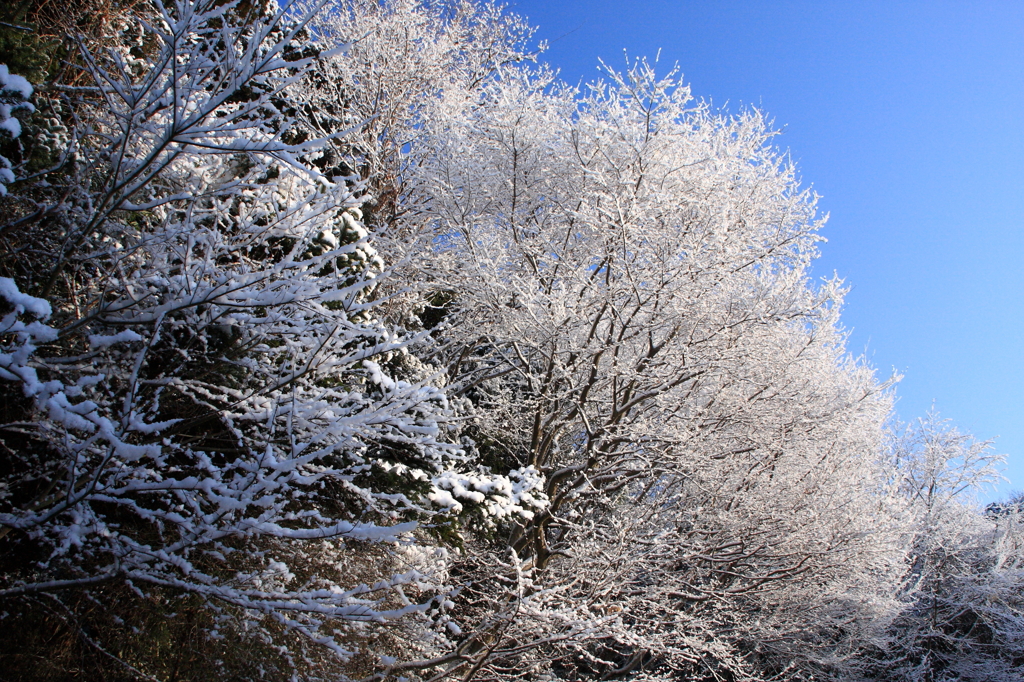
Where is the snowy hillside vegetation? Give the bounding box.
[0,1,1020,681]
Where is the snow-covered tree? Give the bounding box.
[867,415,1024,682]
[354,50,907,679]
[0,1,545,678]
[3,1,1020,680]
[291,0,538,236]
[0,63,33,195]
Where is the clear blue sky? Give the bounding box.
[509,0,1024,501]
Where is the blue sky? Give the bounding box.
[509,0,1024,501]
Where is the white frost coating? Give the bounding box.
[0,277,52,319]
[427,488,462,512]
[0,65,31,196]
[431,466,548,520]
[318,228,340,248]
[127,413,182,434]
[0,64,33,99]
[0,115,21,138]
[362,359,397,390]
[88,330,144,349]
